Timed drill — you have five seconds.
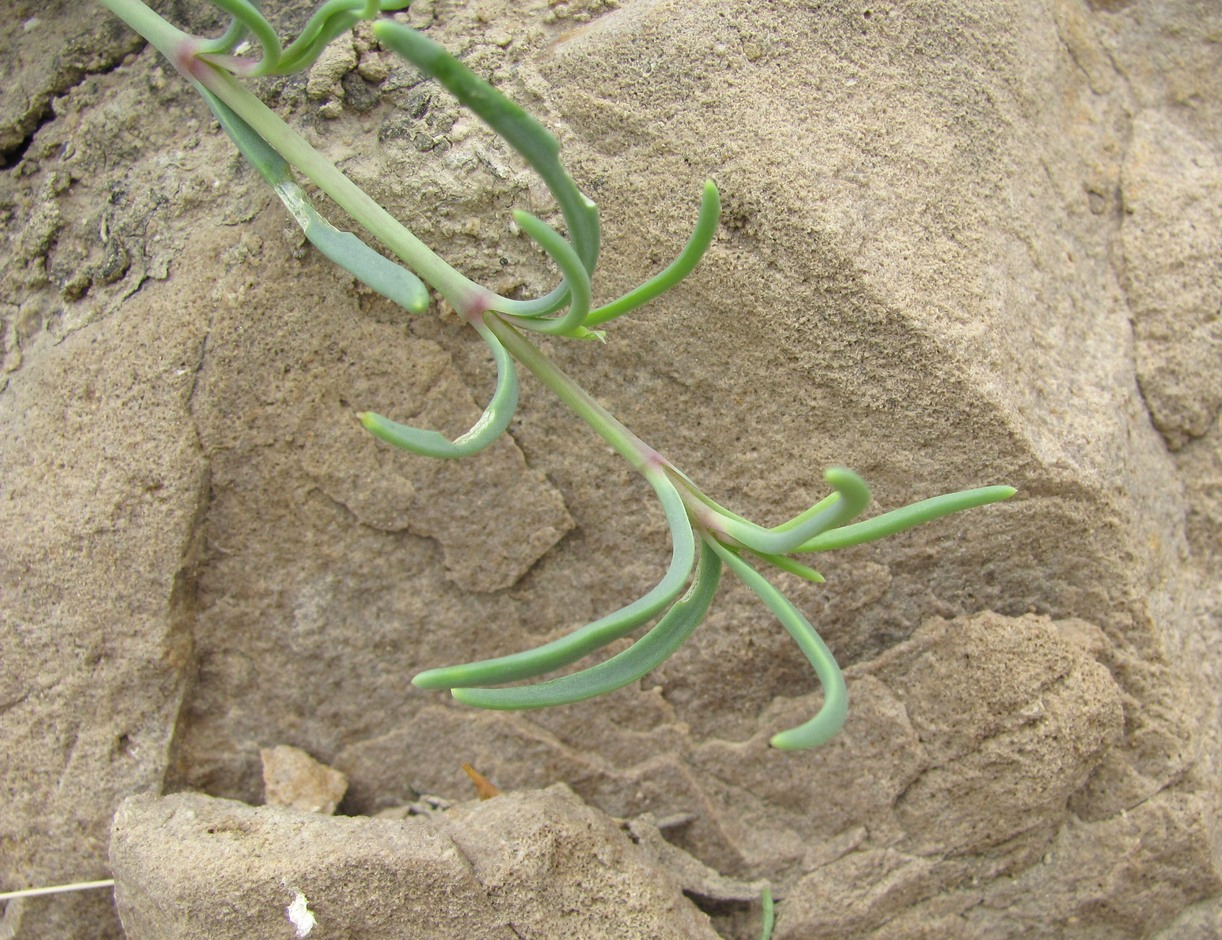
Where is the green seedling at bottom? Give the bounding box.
[100,0,1016,751]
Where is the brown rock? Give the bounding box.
[3,1,1220,936]
[261,745,348,815]
[109,786,718,939]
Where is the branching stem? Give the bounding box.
[95,0,1017,757]
[483,314,658,471]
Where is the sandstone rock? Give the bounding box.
[433,785,721,939]
[0,166,211,939]
[109,785,718,939]
[2,0,1220,937]
[110,792,507,940]
[1122,109,1222,451]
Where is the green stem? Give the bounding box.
[102,0,505,318]
[759,888,776,940]
[99,0,191,61]
[197,68,484,310]
[482,314,656,470]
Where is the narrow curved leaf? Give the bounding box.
[373,20,600,318]
[414,467,697,688]
[585,180,721,327]
[208,0,282,71]
[450,539,720,709]
[707,540,847,750]
[749,551,825,583]
[718,467,871,556]
[372,21,599,273]
[503,211,592,337]
[276,181,431,313]
[202,87,430,313]
[794,485,1017,553]
[196,14,248,56]
[359,318,518,458]
[276,0,412,75]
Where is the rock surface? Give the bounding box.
[1,0,1219,937]
[109,785,718,940]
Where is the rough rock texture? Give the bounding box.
[0,1,144,159]
[109,785,718,939]
[2,0,1220,937]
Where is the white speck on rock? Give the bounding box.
[286,892,316,938]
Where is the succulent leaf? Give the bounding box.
[451,540,721,709]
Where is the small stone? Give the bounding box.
[357,52,391,83]
[306,35,358,102]
[261,745,348,815]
